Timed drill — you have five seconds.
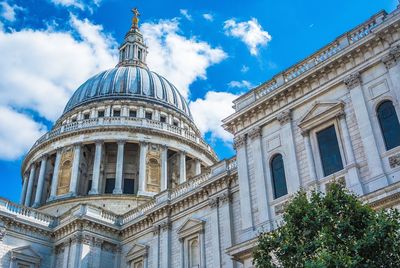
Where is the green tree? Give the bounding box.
[253,183,400,268]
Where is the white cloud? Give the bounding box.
[224,17,271,56]
[228,80,254,89]
[190,91,239,142]
[179,9,192,21]
[240,65,249,73]
[141,19,227,99]
[0,15,117,159]
[203,13,213,22]
[0,107,46,160]
[0,1,24,22]
[50,0,101,10]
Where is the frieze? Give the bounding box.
[208,196,219,208]
[389,153,400,169]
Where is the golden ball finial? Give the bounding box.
[131,7,140,28]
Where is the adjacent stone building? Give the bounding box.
[1,6,400,268]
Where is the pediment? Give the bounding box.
[298,101,344,131]
[126,243,148,261]
[177,218,205,239]
[11,246,41,264]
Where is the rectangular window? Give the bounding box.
[317,125,344,176]
[113,110,121,117]
[104,178,115,194]
[83,113,90,120]
[129,110,137,117]
[160,115,167,123]
[145,112,152,120]
[98,110,105,118]
[123,179,135,194]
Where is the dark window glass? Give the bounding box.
[160,116,167,123]
[87,180,92,194]
[98,110,105,118]
[83,113,90,120]
[271,154,288,199]
[104,178,115,194]
[129,110,137,117]
[145,112,152,120]
[113,110,120,117]
[138,49,142,60]
[317,125,344,176]
[123,179,135,194]
[173,121,179,127]
[71,117,77,122]
[377,100,400,150]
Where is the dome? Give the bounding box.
[63,65,192,120]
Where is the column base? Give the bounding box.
[88,190,99,195]
[32,203,40,208]
[112,189,123,195]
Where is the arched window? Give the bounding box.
[271,154,288,199]
[189,239,200,268]
[377,100,400,150]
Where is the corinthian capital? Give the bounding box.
[277,110,291,125]
[233,135,246,150]
[248,127,261,140]
[344,72,361,90]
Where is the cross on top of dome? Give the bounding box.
[117,7,148,68]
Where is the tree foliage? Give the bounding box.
[253,183,400,268]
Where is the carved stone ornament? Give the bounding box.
[0,227,5,241]
[219,192,232,205]
[233,135,246,150]
[208,196,219,208]
[344,72,361,90]
[382,54,396,69]
[248,127,261,140]
[390,45,400,60]
[389,153,400,169]
[277,110,291,125]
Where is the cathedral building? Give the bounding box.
[1,5,400,268]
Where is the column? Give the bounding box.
[339,113,364,195]
[113,141,125,194]
[209,196,221,267]
[49,150,62,200]
[383,46,400,102]
[277,110,301,192]
[249,127,271,225]
[303,131,317,184]
[194,159,201,176]
[179,151,186,184]
[91,238,102,268]
[20,174,28,204]
[234,135,253,231]
[68,235,82,268]
[24,164,36,206]
[89,141,103,195]
[219,192,234,268]
[344,72,388,188]
[160,221,171,268]
[160,145,168,191]
[33,156,48,207]
[138,142,148,194]
[62,242,70,268]
[152,226,160,268]
[69,144,81,196]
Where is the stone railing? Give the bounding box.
[169,172,211,200]
[31,116,215,158]
[121,200,157,224]
[0,198,55,227]
[235,10,389,111]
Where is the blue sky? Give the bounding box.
[0,0,397,203]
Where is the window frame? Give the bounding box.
[270,153,288,199]
[311,120,346,179]
[376,99,400,151]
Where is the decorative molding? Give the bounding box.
[389,153,400,169]
[298,101,345,132]
[344,72,361,90]
[219,192,232,205]
[126,243,148,262]
[233,135,246,149]
[276,110,291,125]
[382,54,396,69]
[177,218,205,240]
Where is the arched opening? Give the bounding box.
[377,100,400,150]
[271,154,288,199]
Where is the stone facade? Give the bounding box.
[1,6,400,268]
